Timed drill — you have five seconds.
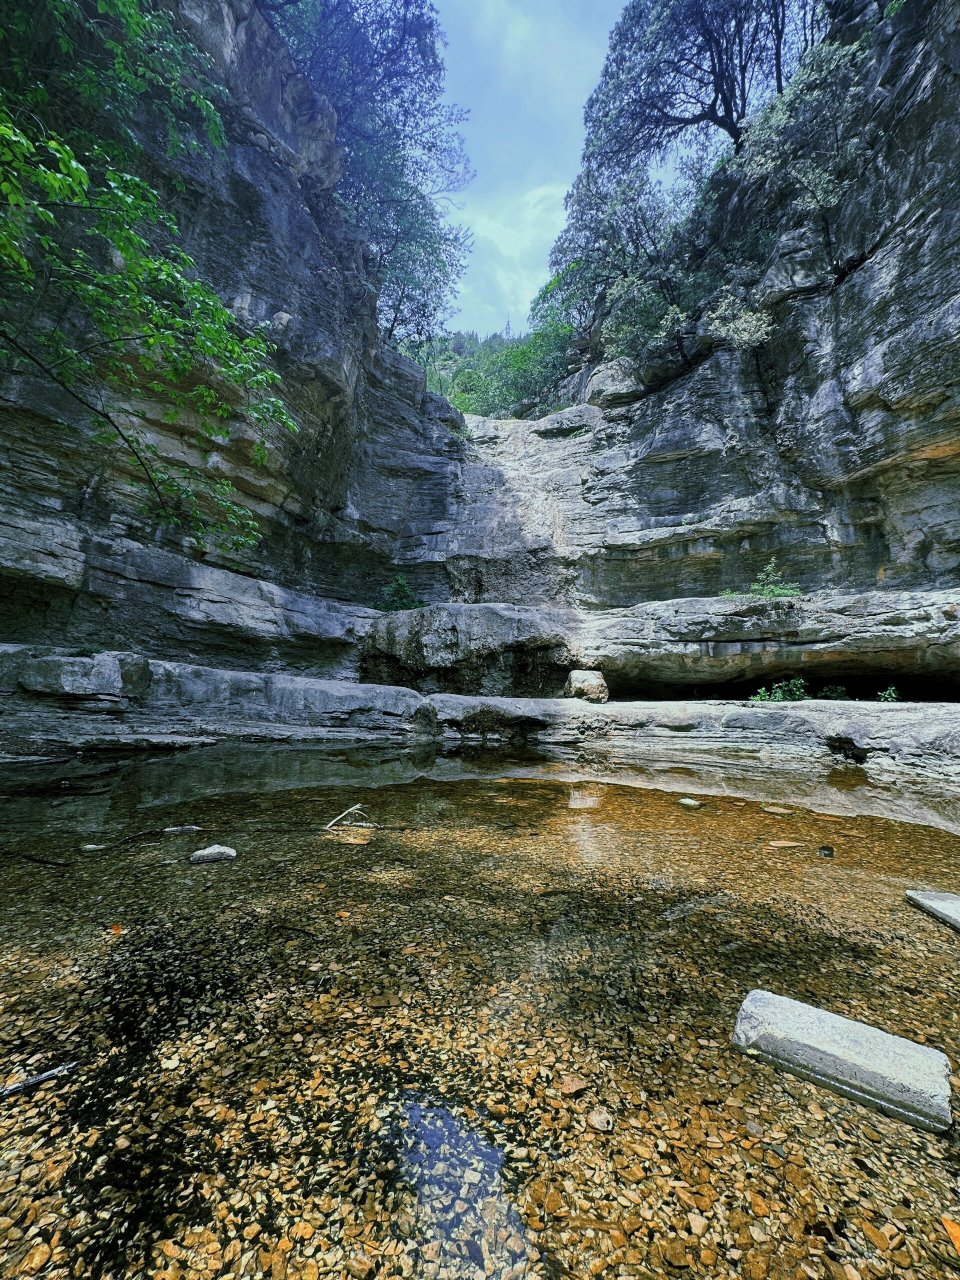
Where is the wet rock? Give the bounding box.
[586,1107,614,1132]
[732,989,953,1132]
[558,1074,589,1096]
[563,670,609,704]
[818,845,836,859]
[190,844,238,865]
[906,889,960,934]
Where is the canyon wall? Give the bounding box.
[0,0,958,731]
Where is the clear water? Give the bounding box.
[1,753,959,1279]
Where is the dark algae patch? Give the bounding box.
[1,775,959,1278]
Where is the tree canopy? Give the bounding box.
[536,0,830,373]
[268,0,472,344]
[585,0,824,168]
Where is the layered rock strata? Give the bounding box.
[362,591,960,697]
[0,0,958,728]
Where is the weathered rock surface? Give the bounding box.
[906,890,960,934]
[7,646,960,804]
[0,0,958,722]
[732,989,953,1133]
[563,670,609,703]
[363,590,960,696]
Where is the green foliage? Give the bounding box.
[733,37,871,270]
[748,558,804,598]
[408,317,573,418]
[884,0,906,15]
[270,0,471,344]
[0,0,297,549]
[877,685,900,703]
[704,287,775,351]
[379,574,425,613]
[819,684,849,700]
[750,676,808,702]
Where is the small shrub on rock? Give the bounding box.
[379,575,425,613]
[748,558,803,599]
[750,677,808,703]
[877,685,900,703]
[819,684,849,700]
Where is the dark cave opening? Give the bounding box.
[602,668,960,705]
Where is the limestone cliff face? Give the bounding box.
[0,0,957,713]
[383,0,960,611]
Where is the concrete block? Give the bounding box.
[906,890,960,934]
[732,989,952,1133]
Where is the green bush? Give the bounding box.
[877,685,900,703]
[749,558,803,599]
[750,677,808,703]
[379,574,425,612]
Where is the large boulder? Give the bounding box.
[563,670,610,703]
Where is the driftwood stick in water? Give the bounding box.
[324,804,367,831]
[0,1061,77,1100]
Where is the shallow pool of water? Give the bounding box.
[2,762,959,1279]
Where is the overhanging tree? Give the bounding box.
[267,0,472,343]
[0,0,299,549]
[584,0,825,168]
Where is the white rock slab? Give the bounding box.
[732,989,953,1133]
[906,890,960,934]
[190,844,237,865]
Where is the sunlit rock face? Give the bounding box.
[0,0,957,708]
[425,4,960,609]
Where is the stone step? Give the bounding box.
[906,890,960,934]
[732,989,953,1133]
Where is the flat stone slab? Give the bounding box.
[190,844,237,865]
[906,890,960,934]
[732,989,953,1133]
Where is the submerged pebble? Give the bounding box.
[1,774,958,1279]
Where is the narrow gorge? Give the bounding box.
[2,3,960,1278]
[2,0,959,805]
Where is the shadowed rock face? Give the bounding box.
[0,0,957,706]
[361,592,960,698]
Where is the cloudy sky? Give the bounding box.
[431,0,624,337]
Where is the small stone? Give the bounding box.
[21,1243,51,1275]
[818,845,836,858]
[190,845,237,865]
[165,825,202,834]
[688,1213,709,1237]
[587,1106,614,1132]
[661,1238,691,1268]
[678,798,703,810]
[558,1074,589,1096]
[761,806,793,816]
[346,1257,374,1278]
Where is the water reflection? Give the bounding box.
[1,766,958,1279]
[399,1099,533,1276]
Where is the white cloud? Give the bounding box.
[433,0,624,334]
